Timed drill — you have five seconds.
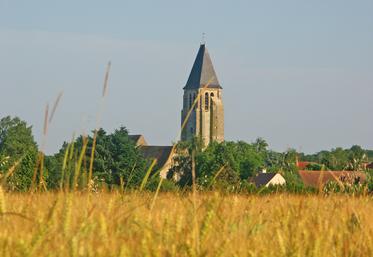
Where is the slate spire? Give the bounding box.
[184,44,222,89]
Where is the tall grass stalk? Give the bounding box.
[0,186,5,214]
[88,62,111,192]
[140,159,157,192]
[207,164,226,189]
[73,136,88,191]
[178,77,214,142]
[191,149,200,254]
[38,103,49,191]
[1,157,23,186]
[32,92,63,192]
[149,177,163,212]
[60,140,71,191]
[145,77,216,233]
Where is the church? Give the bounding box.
[181,43,224,146]
[130,43,224,176]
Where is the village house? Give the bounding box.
[128,135,175,178]
[251,171,286,187]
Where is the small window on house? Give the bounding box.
[205,92,209,111]
[190,127,194,134]
[189,94,193,109]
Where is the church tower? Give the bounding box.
[181,44,224,147]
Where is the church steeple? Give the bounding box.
[184,44,222,89]
[181,43,224,146]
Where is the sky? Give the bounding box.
[0,0,372,154]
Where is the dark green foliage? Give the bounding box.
[145,177,180,192]
[322,181,367,195]
[0,116,38,191]
[197,141,264,185]
[368,176,373,192]
[2,115,372,194]
[46,127,148,190]
[169,139,267,190]
[303,145,368,171]
[305,163,324,171]
[366,150,373,162]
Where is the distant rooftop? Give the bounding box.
[128,135,147,146]
[139,145,174,172]
[252,173,277,187]
[298,170,367,188]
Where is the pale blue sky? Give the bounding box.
[1,0,372,154]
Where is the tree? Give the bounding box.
[169,140,265,190]
[166,137,203,186]
[105,127,148,186]
[348,145,367,171]
[253,137,268,153]
[0,116,38,191]
[46,127,148,190]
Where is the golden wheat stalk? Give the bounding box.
[178,77,215,142]
[88,61,111,191]
[208,164,227,189]
[0,186,5,214]
[147,77,215,220]
[149,177,163,212]
[31,92,63,192]
[1,157,24,185]
[148,77,215,182]
[140,159,157,192]
[60,136,73,191]
[49,91,63,123]
[73,135,88,191]
[40,103,49,189]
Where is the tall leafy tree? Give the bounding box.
[348,145,367,171]
[46,127,147,190]
[169,140,265,190]
[0,116,38,191]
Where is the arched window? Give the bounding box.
[189,94,193,109]
[210,92,214,98]
[205,92,209,111]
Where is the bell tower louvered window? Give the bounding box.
[205,92,209,111]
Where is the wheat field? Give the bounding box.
[0,191,372,257]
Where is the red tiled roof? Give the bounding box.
[298,170,367,188]
[296,161,312,170]
[366,162,373,169]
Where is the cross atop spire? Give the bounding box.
[183,44,221,90]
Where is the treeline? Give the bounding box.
[300,145,370,171]
[1,116,372,193]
